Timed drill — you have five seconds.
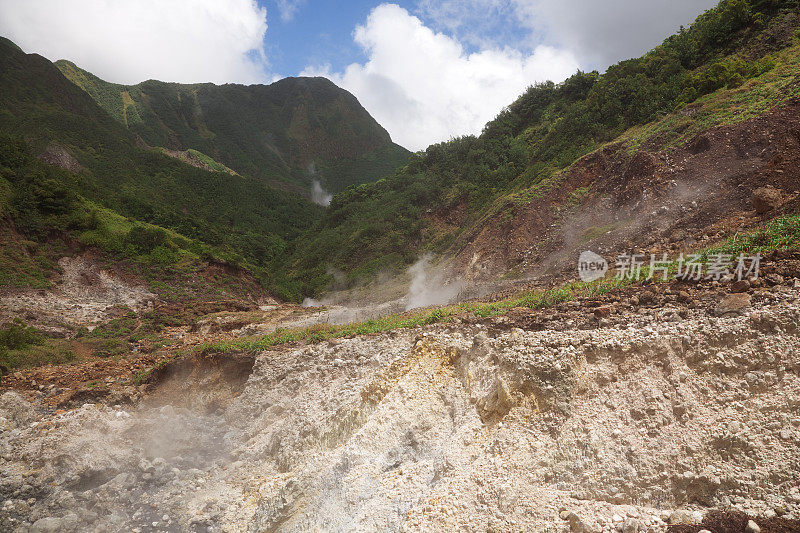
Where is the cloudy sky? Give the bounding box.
[0,0,718,150]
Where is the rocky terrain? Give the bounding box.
[0,256,156,337]
[1,272,799,532]
[1,4,799,532]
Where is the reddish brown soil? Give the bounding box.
[668,511,800,533]
[451,98,800,282]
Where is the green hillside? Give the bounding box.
[0,36,322,299]
[55,61,411,193]
[285,0,800,295]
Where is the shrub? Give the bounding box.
[148,244,181,264]
[0,320,44,350]
[124,225,168,255]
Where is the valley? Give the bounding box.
[1,0,800,531]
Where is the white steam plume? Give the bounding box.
[404,254,463,311]
[311,180,333,207]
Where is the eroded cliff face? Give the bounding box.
[452,99,800,284]
[1,286,799,532]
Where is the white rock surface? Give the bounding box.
[0,295,799,531]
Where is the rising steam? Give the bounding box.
[404,253,463,311]
[311,180,333,207]
[308,161,333,207]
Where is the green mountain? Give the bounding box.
[2,0,797,303]
[286,0,800,294]
[55,61,411,194]
[0,36,322,299]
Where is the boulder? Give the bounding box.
[752,187,781,214]
[745,519,761,533]
[730,280,751,293]
[0,391,37,428]
[714,293,751,316]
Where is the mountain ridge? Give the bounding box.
[54,60,411,194]
[285,0,800,295]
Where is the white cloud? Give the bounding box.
[415,0,519,49]
[512,0,720,68]
[275,0,305,22]
[0,0,269,84]
[304,4,579,151]
[415,0,720,70]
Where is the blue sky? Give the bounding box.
[262,0,532,76]
[0,0,719,150]
[262,0,378,76]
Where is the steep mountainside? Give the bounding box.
[0,36,322,299]
[55,61,411,193]
[286,0,800,295]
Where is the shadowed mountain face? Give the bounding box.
[55,61,411,193]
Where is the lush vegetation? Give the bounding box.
[1,0,798,303]
[55,60,411,193]
[0,320,74,371]
[0,36,337,298]
[286,0,800,295]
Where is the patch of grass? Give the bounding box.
[87,337,129,358]
[199,275,637,355]
[0,344,76,370]
[579,224,618,244]
[702,212,800,257]
[0,239,59,289]
[199,307,459,355]
[87,313,137,339]
[0,321,77,370]
[0,320,44,350]
[567,186,591,207]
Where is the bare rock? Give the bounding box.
[745,519,761,533]
[731,280,751,293]
[669,510,703,525]
[593,305,613,319]
[30,514,79,533]
[566,511,600,533]
[752,186,781,214]
[0,391,37,428]
[622,518,642,533]
[765,273,785,286]
[715,293,751,316]
[37,143,84,173]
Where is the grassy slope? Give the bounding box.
[55,61,411,193]
[286,0,800,296]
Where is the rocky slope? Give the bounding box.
[1,278,799,532]
[453,95,800,284]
